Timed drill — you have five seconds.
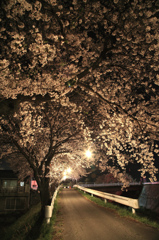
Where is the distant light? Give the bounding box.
[86,150,92,158]
[62,167,72,181]
[63,175,67,181]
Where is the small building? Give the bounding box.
[0,170,30,213]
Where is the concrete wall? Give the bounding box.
[139,184,159,213]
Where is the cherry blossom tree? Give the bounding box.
[0,0,159,202]
[0,99,94,213]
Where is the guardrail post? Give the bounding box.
[45,205,52,224]
[132,208,136,214]
[91,193,93,197]
[104,199,107,204]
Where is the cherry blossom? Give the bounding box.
[0,0,159,214]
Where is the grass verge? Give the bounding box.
[1,196,60,240]
[76,189,159,230]
[38,197,59,240]
[2,203,41,240]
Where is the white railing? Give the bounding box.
[78,182,159,187]
[74,185,139,214]
[45,185,61,223]
[78,182,141,188]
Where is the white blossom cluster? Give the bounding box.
[94,110,158,183]
[0,0,159,186]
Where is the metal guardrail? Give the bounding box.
[45,185,61,223]
[74,185,139,214]
[78,182,142,188]
[78,182,159,187]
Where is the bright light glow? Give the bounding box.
[67,167,72,173]
[62,167,72,181]
[85,150,92,158]
[63,175,67,181]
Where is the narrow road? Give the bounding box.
[58,188,159,240]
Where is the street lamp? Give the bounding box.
[85,149,92,158]
[67,167,72,173]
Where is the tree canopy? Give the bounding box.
[0,99,93,208]
[0,0,159,205]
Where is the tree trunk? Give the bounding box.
[39,177,52,217]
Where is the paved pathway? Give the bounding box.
[58,188,159,240]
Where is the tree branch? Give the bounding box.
[78,82,144,131]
